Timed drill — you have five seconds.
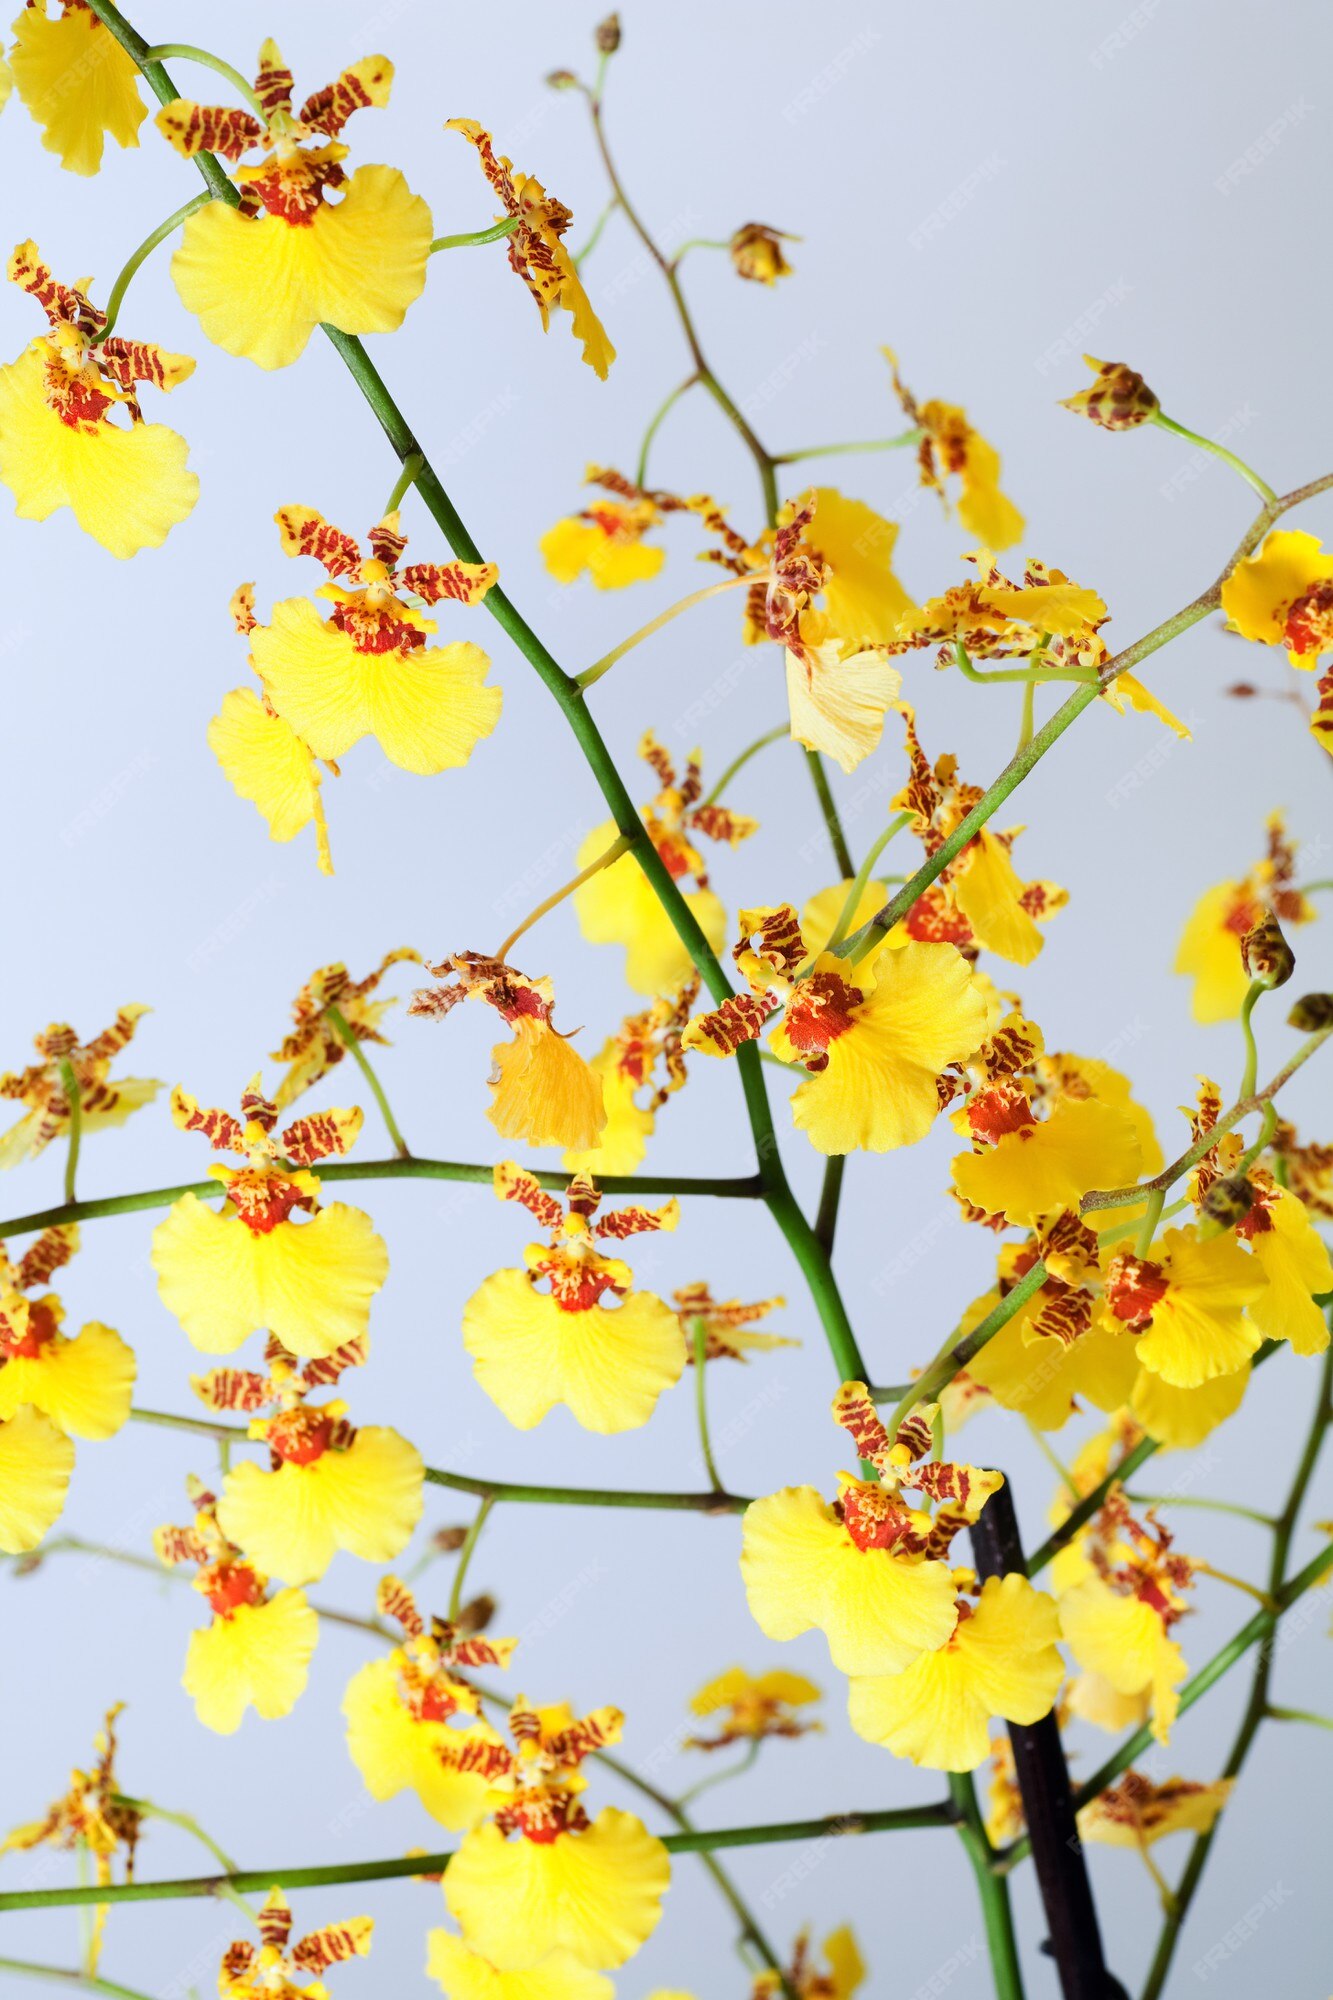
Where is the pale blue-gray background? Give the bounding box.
[1,2,1330,1994]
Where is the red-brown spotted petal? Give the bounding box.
[191,1367,272,1413]
[399,559,498,606]
[377,1575,423,1635]
[689,804,759,847]
[684,992,772,1058]
[280,1106,363,1165]
[298,55,394,138]
[239,1077,278,1134]
[593,1197,678,1241]
[274,505,362,579]
[16,1226,78,1291]
[230,583,257,635]
[832,1381,893,1468]
[156,100,265,161]
[170,1086,246,1154]
[253,41,293,120]
[301,1334,369,1385]
[493,1161,566,1230]
[736,905,807,981]
[256,1890,293,1952]
[291,1917,373,1974]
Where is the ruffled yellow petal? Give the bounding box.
[562,1054,653,1177]
[549,241,616,380]
[1065,1671,1150,1735]
[967,1299,1137,1432]
[489,1018,606,1153]
[0,1405,74,1552]
[574,824,725,995]
[799,880,897,957]
[151,1195,388,1358]
[217,1426,424,1584]
[778,941,991,1156]
[1129,1363,1249,1450]
[803,489,918,645]
[172,165,432,368]
[1058,1577,1185,1743]
[953,1097,1145,1228]
[1246,1190,1333,1355]
[0,344,196,556]
[540,518,663,590]
[463,1270,683,1433]
[443,1810,669,1972]
[0,1320,135,1439]
[952,832,1049,966]
[208,687,324,849]
[1173,881,1253,1023]
[10,1,146,174]
[1132,1228,1263,1388]
[1101,671,1190,739]
[785,640,902,774]
[252,597,501,772]
[427,1932,613,2000]
[343,1658,496,1830]
[847,1574,1062,1771]
[956,436,1024,551]
[740,1486,957,1676]
[182,1588,317,1734]
[1220,528,1333,661]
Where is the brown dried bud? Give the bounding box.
[594,13,621,52]
[729,222,796,287]
[1061,355,1159,431]
[432,1525,469,1553]
[1201,1173,1256,1226]
[455,1592,496,1636]
[1287,991,1333,1031]
[545,68,579,90]
[1241,913,1295,989]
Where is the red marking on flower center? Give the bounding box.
[1221,891,1263,938]
[782,972,862,1072]
[905,886,973,946]
[202,1562,265,1616]
[1104,1253,1168,1328]
[269,1410,335,1465]
[226,1169,312,1235]
[245,154,345,225]
[504,1789,589,1844]
[1284,580,1333,657]
[328,600,427,655]
[968,1081,1036,1143]
[841,1484,911,1552]
[1,1300,59,1359]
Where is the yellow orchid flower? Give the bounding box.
[269,948,421,1109]
[343,1577,514,1830]
[729,221,797,284]
[218,1888,371,1999]
[753,1928,866,2000]
[1221,527,1333,669]
[1174,813,1316,1022]
[447,119,614,377]
[886,345,1024,549]
[0,1226,134,1438]
[847,1572,1063,1771]
[9,0,145,175]
[542,466,670,588]
[409,954,606,1151]
[155,1475,318,1734]
[1103,1226,1264,1388]
[162,41,431,368]
[686,1665,821,1749]
[0,1003,158,1170]
[199,1338,422,1587]
[952,1067,1146,1228]
[674,1282,795,1364]
[2,1706,140,1949]
[462,1165,682,1434]
[150,1078,388,1358]
[0,242,196,556]
[427,1932,613,1999]
[1057,1500,1196,1744]
[442,1697,670,1972]
[562,979,698,1177]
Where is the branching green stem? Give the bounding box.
[91,191,211,343]
[698,723,789,808]
[691,1319,724,1492]
[773,429,923,465]
[948,1774,1025,2000]
[826,811,913,951]
[447,1494,495,1622]
[429,216,520,254]
[1152,411,1279,506]
[884,1260,1048,1438]
[636,371,698,487]
[1237,978,1263,1099]
[140,42,266,116]
[57,1059,81,1207]
[575,574,759,689]
[324,1004,411,1160]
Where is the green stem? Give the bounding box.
[57,1059,81,1207]
[773,428,923,465]
[670,235,734,260]
[429,215,521,254]
[496,832,633,960]
[885,1260,1048,1438]
[447,1493,495,1623]
[115,1797,237,1877]
[1238,977,1263,1099]
[948,1773,1025,2000]
[812,1154,844,1257]
[141,43,266,118]
[1135,1186,1165,1257]
[575,575,756,689]
[803,746,854,878]
[951,641,1096,688]
[1125,1493,1276,1527]
[572,194,619,264]
[1152,411,1279,506]
[1015,677,1036,753]
[383,450,423,516]
[90,191,211,343]
[1024,1431,1160,1577]
[698,722,789,808]
[636,371,698,487]
[676,1738,762,1808]
[826,811,913,951]
[324,1004,411,1160]
[1265,1705,1333,1731]
[0,1963,157,2000]
[691,1319,724,1492]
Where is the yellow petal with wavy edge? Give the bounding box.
[1173,881,1253,1023]
[803,489,918,645]
[1049,1054,1163,1176]
[0,345,196,556]
[10,1,146,174]
[952,831,1050,966]
[1130,1363,1248,1451]
[562,1053,653,1177]
[956,435,1024,551]
[343,1658,497,1830]
[1245,1190,1333,1355]
[799,880,900,956]
[80,1076,161,1134]
[740,1486,957,1676]
[217,1427,424,1585]
[848,1574,1062,1771]
[1131,1228,1263,1388]
[0,1405,74,1552]
[966,1299,1137,1432]
[574,824,727,995]
[1221,528,1333,662]
[550,241,616,380]
[182,1588,317,1734]
[444,1810,668,1972]
[251,597,501,772]
[540,518,664,590]
[778,941,991,1156]
[151,1195,388,1357]
[953,1097,1144,1228]
[785,641,902,774]
[0,1321,134,1439]
[208,686,323,849]
[1058,1576,1185,1743]
[488,1017,606,1153]
[172,165,432,368]
[1101,671,1190,738]
[463,1270,684,1433]
[427,1932,614,2000]
[1065,1671,1150,1735]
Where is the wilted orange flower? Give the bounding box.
[1174,812,1316,1022]
[462,1164,682,1433]
[343,1575,514,1829]
[0,1003,158,1169]
[196,1334,423,1584]
[410,952,606,1150]
[886,345,1023,549]
[1058,1493,1196,1742]
[541,464,679,588]
[219,1888,371,1999]
[448,119,614,377]
[0,242,196,556]
[685,903,993,1155]
[150,1078,388,1358]
[564,978,698,1176]
[674,1282,794,1363]
[3,1704,140,1965]
[685,1665,821,1749]
[1060,355,1160,430]
[8,0,146,174]
[729,221,797,285]
[162,41,430,368]
[441,1696,670,1971]
[575,734,756,995]
[155,1475,318,1734]
[269,948,422,1108]
[0,1224,135,1439]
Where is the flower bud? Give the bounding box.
[1241,912,1295,989]
[594,12,622,52]
[729,221,796,286]
[455,1591,497,1635]
[1061,355,1159,430]
[432,1525,469,1553]
[1201,1173,1255,1226]
[545,68,579,89]
[1287,990,1333,1030]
